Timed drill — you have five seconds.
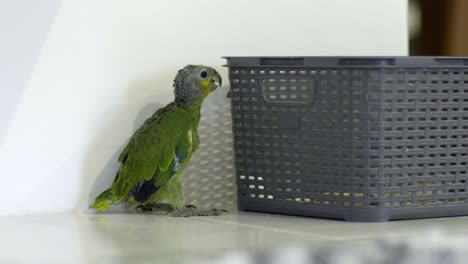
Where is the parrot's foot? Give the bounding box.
[136,203,198,214]
[136,203,174,214]
[170,208,228,217]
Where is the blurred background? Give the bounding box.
[409,0,468,55]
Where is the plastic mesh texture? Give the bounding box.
[227,57,468,221]
[181,88,237,211]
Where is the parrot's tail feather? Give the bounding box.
[90,188,122,212]
[90,200,112,212]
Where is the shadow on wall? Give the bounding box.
[180,86,237,211]
[80,75,168,213]
[80,72,237,213]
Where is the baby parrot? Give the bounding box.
[91,65,223,216]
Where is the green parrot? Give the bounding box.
[91,65,223,216]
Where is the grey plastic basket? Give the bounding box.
[224,56,468,222]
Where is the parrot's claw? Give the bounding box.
[135,203,201,215]
[136,203,174,214]
[170,208,228,217]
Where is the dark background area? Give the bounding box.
[410,0,468,56]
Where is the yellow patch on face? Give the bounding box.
[199,79,211,97]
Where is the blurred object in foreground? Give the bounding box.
[196,229,468,264]
[411,0,468,56]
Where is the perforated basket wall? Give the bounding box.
[225,57,468,222]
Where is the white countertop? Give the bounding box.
[2,211,468,263]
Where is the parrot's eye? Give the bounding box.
[200,71,208,78]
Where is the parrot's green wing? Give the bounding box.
[111,103,193,198]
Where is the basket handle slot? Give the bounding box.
[435,58,468,66]
[260,58,305,66]
[338,58,396,66]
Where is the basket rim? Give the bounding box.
[223,56,468,68]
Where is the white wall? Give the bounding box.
[0,0,408,215]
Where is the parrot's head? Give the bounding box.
[173,65,222,108]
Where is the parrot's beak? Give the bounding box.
[210,71,222,92]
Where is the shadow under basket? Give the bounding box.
[224,56,468,222]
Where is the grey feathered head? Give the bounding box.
[173,65,222,108]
